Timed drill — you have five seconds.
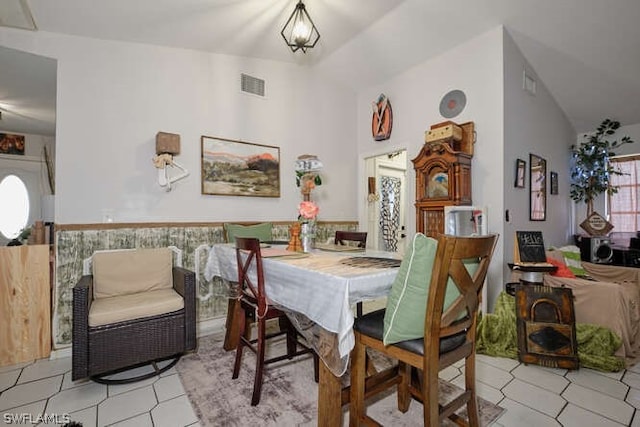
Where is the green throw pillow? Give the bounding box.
[383,233,478,346]
[224,222,273,243]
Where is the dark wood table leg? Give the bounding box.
[223,299,241,351]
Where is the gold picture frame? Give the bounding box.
[201,136,280,197]
[530,153,546,221]
[515,158,526,188]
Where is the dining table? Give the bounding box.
[204,243,402,426]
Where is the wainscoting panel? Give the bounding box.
[52,221,358,349]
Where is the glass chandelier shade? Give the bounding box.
[281,0,320,53]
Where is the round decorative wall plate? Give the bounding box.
[371,93,393,141]
[439,89,466,118]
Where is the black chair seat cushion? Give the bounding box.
[354,309,466,355]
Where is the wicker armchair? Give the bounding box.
[72,247,196,383]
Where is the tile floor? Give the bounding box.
[2,338,640,426]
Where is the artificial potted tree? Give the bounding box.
[570,119,634,228]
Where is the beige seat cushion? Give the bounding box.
[89,288,184,327]
[92,248,173,299]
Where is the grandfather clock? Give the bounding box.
[412,121,474,238]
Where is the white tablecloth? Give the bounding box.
[205,244,400,360]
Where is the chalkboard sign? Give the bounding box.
[514,231,547,263]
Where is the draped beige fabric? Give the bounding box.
[541,262,640,366]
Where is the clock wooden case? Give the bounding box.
[413,121,474,238]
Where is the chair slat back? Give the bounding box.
[235,237,266,315]
[425,234,498,344]
[335,231,367,248]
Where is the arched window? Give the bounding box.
[0,174,30,239]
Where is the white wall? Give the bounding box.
[0,29,358,224]
[502,30,575,296]
[356,27,505,310]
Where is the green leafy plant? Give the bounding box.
[570,119,634,216]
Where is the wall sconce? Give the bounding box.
[367,176,380,202]
[153,132,189,191]
[281,0,320,53]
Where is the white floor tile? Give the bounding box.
[0,351,637,427]
[562,383,634,425]
[160,366,178,377]
[0,376,61,412]
[0,370,20,393]
[0,362,32,374]
[475,354,520,372]
[46,380,107,415]
[533,365,568,377]
[591,367,625,381]
[18,358,71,384]
[624,370,640,389]
[153,374,185,402]
[0,400,46,426]
[557,403,626,427]
[438,365,460,382]
[108,412,154,427]
[502,378,566,417]
[151,395,198,427]
[512,364,569,393]
[566,369,628,399]
[453,359,465,368]
[626,386,640,408]
[494,398,560,426]
[69,405,97,427]
[98,386,158,426]
[107,376,157,397]
[60,371,92,391]
[475,360,514,389]
[450,375,503,404]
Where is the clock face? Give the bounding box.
[372,94,392,141]
[428,172,449,198]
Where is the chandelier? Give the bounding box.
[281,0,320,53]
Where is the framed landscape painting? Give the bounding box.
[201,136,280,197]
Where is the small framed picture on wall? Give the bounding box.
[550,171,559,195]
[515,159,526,188]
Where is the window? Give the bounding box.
[0,174,30,239]
[609,156,640,232]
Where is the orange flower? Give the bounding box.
[298,201,319,220]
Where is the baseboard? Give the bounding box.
[197,317,226,337]
[50,346,71,360]
[49,318,226,361]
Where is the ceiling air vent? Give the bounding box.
[241,73,265,97]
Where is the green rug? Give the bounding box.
[476,291,625,372]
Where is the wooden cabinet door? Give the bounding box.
[0,245,51,366]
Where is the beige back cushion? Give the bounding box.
[93,248,173,299]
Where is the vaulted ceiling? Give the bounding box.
[2,0,640,137]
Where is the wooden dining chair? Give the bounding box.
[334,230,368,248]
[335,231,368,316]
[349,233,498,426]
[232,237,318,406]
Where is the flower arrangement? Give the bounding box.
[298,200,319,223]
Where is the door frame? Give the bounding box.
[363,149,407,252]
[0,155,46,245]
